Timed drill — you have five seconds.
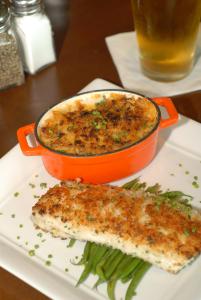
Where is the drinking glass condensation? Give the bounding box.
[131,0,201,81]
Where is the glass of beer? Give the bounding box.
[131,0,201,81]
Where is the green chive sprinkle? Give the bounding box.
[40,182,47,189]
[184,229,190,236]
[29,183,36,188]
[29,250,35,256]
[11,214,15,218]
[179,163,182,167]
[48,254,53,259]
[194,176,198,181]
[19,224,23,228]
[192,181,199,189]
[14,192,20,197]
[45,260,51,266]
[185,171,190,175]
[37,232,43,237]
[34,244,39,249]
[65,268,69,272]
[192,227,197,233]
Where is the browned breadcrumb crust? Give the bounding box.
[38,95,157,155]
[32,181,201,263]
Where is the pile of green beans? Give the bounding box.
[69,178,153,299]
[74,240,151,300]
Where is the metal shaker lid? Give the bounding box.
[9,0,44,16]
[0,2,10,32]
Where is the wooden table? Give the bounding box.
[0,1,200,299]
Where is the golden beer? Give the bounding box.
[131,0,201,81]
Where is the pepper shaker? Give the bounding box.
[0,1,24,91]
[10,0,56,75]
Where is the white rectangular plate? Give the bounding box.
[0,79,201,300]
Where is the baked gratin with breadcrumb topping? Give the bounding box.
[32,181,201,273]
[37,94,158,155]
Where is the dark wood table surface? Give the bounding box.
[0,0,201,299]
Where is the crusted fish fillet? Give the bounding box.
[32,181,201,273]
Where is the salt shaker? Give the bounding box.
[10,0,56,74]
[0,2,24,91]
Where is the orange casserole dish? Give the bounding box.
[17,89,178,183]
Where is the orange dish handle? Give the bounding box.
[17,123,43,156]
[152,97,178,129]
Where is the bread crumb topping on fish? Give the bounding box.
[32,181,201,273]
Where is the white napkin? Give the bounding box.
[105,31,201,97]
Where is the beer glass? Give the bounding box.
[131,0,201,81]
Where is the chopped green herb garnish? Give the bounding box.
[92,110,102,117]
[40,182,47,189]
[35,174,39,178]
[45,260,51,266]
[86,214,96,221]
[194,176,198,181]
[112,134,121,143]
[17,236,20,240]
[0,212,3,216]
[19,224,23,228]
[34,244,39,249]
[192,227,197,233]
[192,181,199,189]
[183,229,190,236]
[29,250,35,256]
[48,254,53,259]
[170,173,175,176]
[92,120,107,130]
[41,239,46,243]
[37,232,43,237]
[14,192,20,197]
[33,195,40,199]
[178,163,182,167]
[65,268,69,272]
[29,183,36,188]
[11,214,15,218]
[185,171,190,175]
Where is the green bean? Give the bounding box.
[107,255,132,300]
[107,279,116,300]
[121,258,142,283]
[122,178,141,190]
[104,249,122,273]
[71,241,91,265]
[111,255,132,280]
[161,191,193,200]
[67,238,76,248]
[96,251,125,287]
[125,262,151,300]
[94,249,121,287]
[95,248,114,282]
[76,242,97,286]
[104,251,125,280]
[92,244,108,273]
[146,183,161,194]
